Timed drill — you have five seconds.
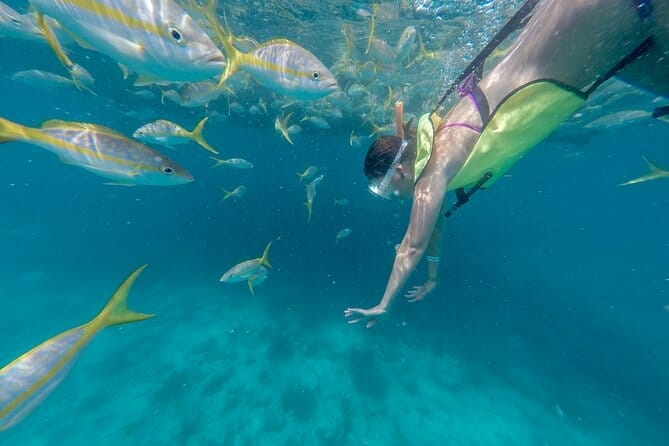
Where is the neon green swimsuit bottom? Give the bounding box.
[443,80,586,191]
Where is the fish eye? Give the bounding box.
[169,27,183,43]
[311,71,320,80]
[162,166,174,175]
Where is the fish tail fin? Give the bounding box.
[93,265,155,328]
[365,4,378,55]
[35,13,78,82]
[221,189,232,200]
[259,242,272,268]
[247,278,255,296]
[190,117,219,154]
[275,114,294,145]
[297,171,305,182]
[0,116,28,143]
[201,1,241,87]
[210,156,227,168]
[618,156,669,186]
[305,200,312,223]
[408,33,434,67]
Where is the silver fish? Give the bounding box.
[11,69,77,89]
[211,157,254,169]
[0,117,192,186]
[221,185,246,201]
[297,165,319,183]
[0,266,154,431]
[30,0,226,83]
[133,117,218,154]
[0,2,43,41]
[336,228,352,240]
[220,243,272,283]
[395,26,417,66]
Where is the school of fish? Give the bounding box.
[0,0,667,434]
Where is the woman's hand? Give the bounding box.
[405,279,437,303]
[344,305,387,328]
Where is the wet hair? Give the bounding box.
[364,135,416,180]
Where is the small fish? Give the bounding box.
[297,165,319,183]
[369,38,396,66]
[305,174,325,223]
[0,117,192,186]
[336,228,352,240]
[395,26,417,67]
[220,242,272,284]
[133,117,218,154]
[179,81,226,108]
[619,157,669,186]
[221,185,246,201]
[301,116,331,130]
[583,110,651,129]
[210,157,253,169]
[0,265,154,432]
[335,198,350,206]
[287,124,302,137]
[11,69,78,90]
[229,102,246,117]
[349,130,370,148]
[198,1,339,100]
[0,2,43,41]
[275,113,294,145]
[31,0,226,84]
[347,83,368,100]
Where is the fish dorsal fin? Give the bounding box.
[40,120,128,138]
[41,119,90,130]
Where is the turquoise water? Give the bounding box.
[1,1,669,445]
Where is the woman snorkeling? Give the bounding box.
[345,0,669,328]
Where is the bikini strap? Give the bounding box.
[431,0,541,117]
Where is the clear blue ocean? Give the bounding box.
[1,1,668,445]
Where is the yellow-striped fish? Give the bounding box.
[619,157,669,186]
[0,117,193,186]
[30,0,226,84]
[0,265,154,432]
[220,242,272,284]
[197,1,338,100]
[0,2,43,41]
[133,117,218,155]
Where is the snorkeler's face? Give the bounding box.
[368,163,414,200]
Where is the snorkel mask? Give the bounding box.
[368,101,409,200]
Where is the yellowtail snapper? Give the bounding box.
[0,265,154,432]
[133,117,218,155]
[305,174,325,223]
[30,0,226,84]
[220,242,272,292]
[197,1,339,100]
[0,117,193,186]
[210,157,254,169]
[221,185,246,201]
[619,157,669,186]
[297,165,319,183]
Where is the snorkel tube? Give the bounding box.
[395,101,405,140]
